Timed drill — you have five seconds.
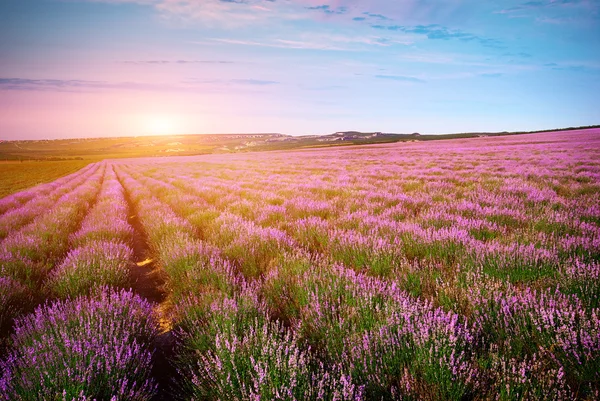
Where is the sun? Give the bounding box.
[143,115,180,136]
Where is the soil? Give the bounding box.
[125,194,178,400]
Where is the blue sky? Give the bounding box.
[0,0,599,139]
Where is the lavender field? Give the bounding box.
[1,129,599,400]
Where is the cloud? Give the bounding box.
[496,0,595,14]
[182,77,282,87]
[495,0,600,22]
[393,51,543,80]
[299,84,346,91]
[501,52,533,59]
[206,32,410,50]
[363,12,390,20]
[535,16,577,23]
[78,0,491,28]
[495,1,547,14]
[84,0,596,27]
[371,23,504,48]
[0,78,159,92]
[207,37,353,50]
[305,5,348,15]
[153,0,312,27]
[121,60,236,64]
[72,0,597,48]
[374,74,425,83]
[82,0,159,4]
[0,77,281,93]
[230,79,279,85]
[546,63,599,72]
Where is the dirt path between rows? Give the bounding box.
[124,192,178,400]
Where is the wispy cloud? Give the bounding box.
[496,0,597,14]
[82,0,159,4]
[182,77,282,87]
[371,23,505,49]
[505,52,533,58]
[495,0,600,22]
[362,12,391,21]
[207,37,353,51]
[121,59,236,64]
[544,61,600,72]
[79,0,491,28]
[496,1,551,15]
[535,16,577,24]
[0,78,166,92]
[299,84,347,91]
[230,79,279,85]
[305,4,349,15]
[153,0,308,27]
[81,0,600,29]
[374,74,425,83]
[0,77,281,93]
[206,32,410,51]
[397,51,539,71]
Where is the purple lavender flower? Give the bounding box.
[0,287,158,401]
[45,240,133,298]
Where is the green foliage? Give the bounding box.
[0,160,91,198]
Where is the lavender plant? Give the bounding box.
[0,276,31,336]
[45,240,133,298]
[0,288,158,401]
[174,289,364,401]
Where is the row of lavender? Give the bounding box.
[1,165,160,400]
[0,130,599,400]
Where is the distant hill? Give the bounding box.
[1,125,598,162]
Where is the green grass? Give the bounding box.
[0,160,91,198]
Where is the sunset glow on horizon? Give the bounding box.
[1,0,599,140]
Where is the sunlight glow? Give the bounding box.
[141,115,182,136]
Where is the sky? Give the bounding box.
[0,0,599,139]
